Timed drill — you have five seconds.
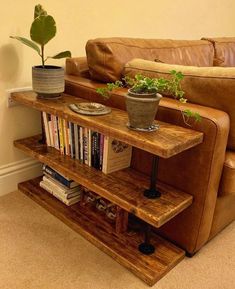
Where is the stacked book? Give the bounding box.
[40,164,81,206]
[42,112,132,174]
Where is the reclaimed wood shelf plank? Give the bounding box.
[14,134,193,228]
[18,177,185,286]
[11,91,203,158]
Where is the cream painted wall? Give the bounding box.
[0,0,235,168]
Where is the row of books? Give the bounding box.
[42,112,132,174]
[39,164,119,216]
[40,164,81,206]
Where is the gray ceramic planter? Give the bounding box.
[125,89,162,131]
[32,65,64,99]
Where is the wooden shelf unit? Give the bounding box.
[11,91,203,158]
[14,135,193,228]
[12,91,203,286]
[19,177,185,286]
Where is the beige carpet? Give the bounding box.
[0,191,234,289]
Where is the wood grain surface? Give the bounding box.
[11,91,203,158]
[14,135,193,228]
[18,177,185,286]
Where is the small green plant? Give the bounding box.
[10,4,71,67]
[96,71,201,124]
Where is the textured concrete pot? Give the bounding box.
[125,89,162,131]
[32,65,64,99]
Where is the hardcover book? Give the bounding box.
[42,164,79,188]
[40,180,80,206]
[69,122,75,158]
[53,115,60,150]
[79,126,84,162]
[42,175,81,195]
[102,137,132,174]
[42,112,51,147]
[74,124,79,160]
[83,127,88,165]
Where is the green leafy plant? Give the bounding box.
[10,4,71,67]
[96,71,201,124]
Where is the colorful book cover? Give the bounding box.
[58,117,65,155]
[102,137,132,174]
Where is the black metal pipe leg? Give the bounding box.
[144,155,161,199]
[138,224,155,255]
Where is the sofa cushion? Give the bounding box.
[86,38,214,82]
[66,57,90,78]
[124,58,235,150]
[202,37,235,67]
[219,151,235,196]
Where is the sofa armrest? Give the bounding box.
[66,57,90,78]
[140,98,230,253]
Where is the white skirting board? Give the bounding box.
[0,158,42,196]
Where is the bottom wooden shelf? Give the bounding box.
[18,177,185,286]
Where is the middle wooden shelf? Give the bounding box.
[14,134,193,228]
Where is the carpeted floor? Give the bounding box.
[0,191,234,289]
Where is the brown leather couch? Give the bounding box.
[64,37,235,255]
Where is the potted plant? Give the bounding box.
[96,71,200,131]
[10,4,71,99]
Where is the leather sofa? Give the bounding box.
[64,37,235,255]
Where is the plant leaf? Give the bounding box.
[49,51,72,59]
[30,15,56,45]
[34,4,47,19]
[10,36,40,55]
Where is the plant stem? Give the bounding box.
[41,45,45,67]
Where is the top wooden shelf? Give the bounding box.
[12,91,203,158]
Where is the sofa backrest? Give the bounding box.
[86,37,214,82]
[202,37,235,67]
[124,58,235,150]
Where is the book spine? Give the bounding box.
[42,112,51,146]
[91,132,100,169]
[79,127,83,162]
[102,135,109,173]
[99,134,104,170]
[43,174,80,192]
[58,117,65,155]
[91,131,95,167]
[42,176,81,197]
[43,165,73,188]
[53,115,59,150]
[63,119,70,156]
[40,180,80,206]
[88,129,92,167]
[40,180,53,194]
[68,122,74,158]
[48,114,55,147]
[74,124,79,160]
[83,127,88,165]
